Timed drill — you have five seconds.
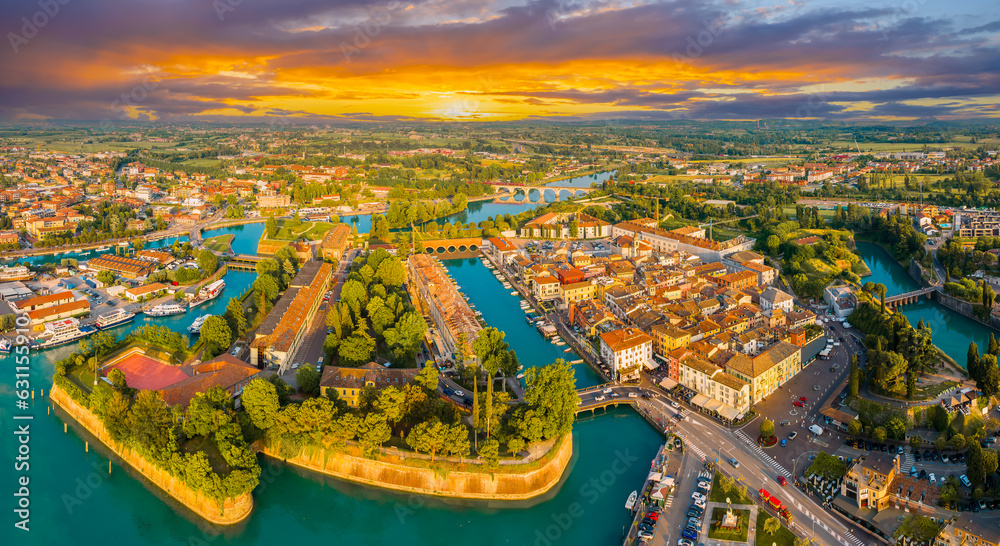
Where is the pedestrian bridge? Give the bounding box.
[884,287,936,308]
[227,254,262,271]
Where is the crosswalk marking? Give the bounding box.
[845,533,866,546]
[733,430,792,477]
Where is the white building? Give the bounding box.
[599,327,654,382]
[760,287,794,314]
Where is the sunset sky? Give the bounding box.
[1,0,997,123]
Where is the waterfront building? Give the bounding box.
[599,327,653,382]
[531,274,561,301]
[319,362,419,407]
[10,290,74,312]
[407,254,480,364]
[250,261,333,371]
[135,249,175,265]
[560,280,595,304]
[124,282,170,302]
[486,236,518,264]
[28,299,90,325]
[88,254,158,279]
[722,341,801,403]
[824,284,858,318]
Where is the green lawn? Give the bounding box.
[268,219,338,242]
[202,234,234,253]
[707,507,750,542]
[754,511,797,546]
[709,471,752,504]
[804,452,848,480]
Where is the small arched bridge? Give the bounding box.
[884,287,937,308]
[487,183,597,201]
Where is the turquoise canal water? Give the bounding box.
[202,223,266,256]
[3,234,662,545]
[441,257,603,389]
[855,242,996,364]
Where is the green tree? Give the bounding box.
[763,516,780,536]
[406,419,469,462]
[910,435,923,450]
[886,417,907,441]
[357,413,391,456]
[480,437,500,469]
[339,332,375,365]
[951,433,967,450]
[241,378,279,430]
[872,426,887,442]
[991,333,999,356]
[224,297,248,339]
[760,419,775,440]
[766,235,780,256]
[375,386,406,430]
[253,274,280,304]
[414,362,440,392]
[978,354,1000,396]
[375,257,406,288]
[967,442,985,485]
[197,249,218,273]
[265,216,279,238]
[199,316,232,358]
[848,419,862,436]
[96,270,116,286]
[969,342,981,382]
[935,434,948,451]
[522,360,578,441]
[296,366,321,396]
[984,449,999,477]
[849,354,859,398]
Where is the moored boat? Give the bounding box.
[95,309,135,330]
[187,314,211,334]
[146,302,188,317]
[33,318,97,350]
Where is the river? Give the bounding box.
[2,207,663,545]
[856,241,994,364]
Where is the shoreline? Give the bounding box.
[49,384,254,525]
[261,432,574,501]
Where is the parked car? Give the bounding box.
[961,475,972,487]
[681,529,698,540]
